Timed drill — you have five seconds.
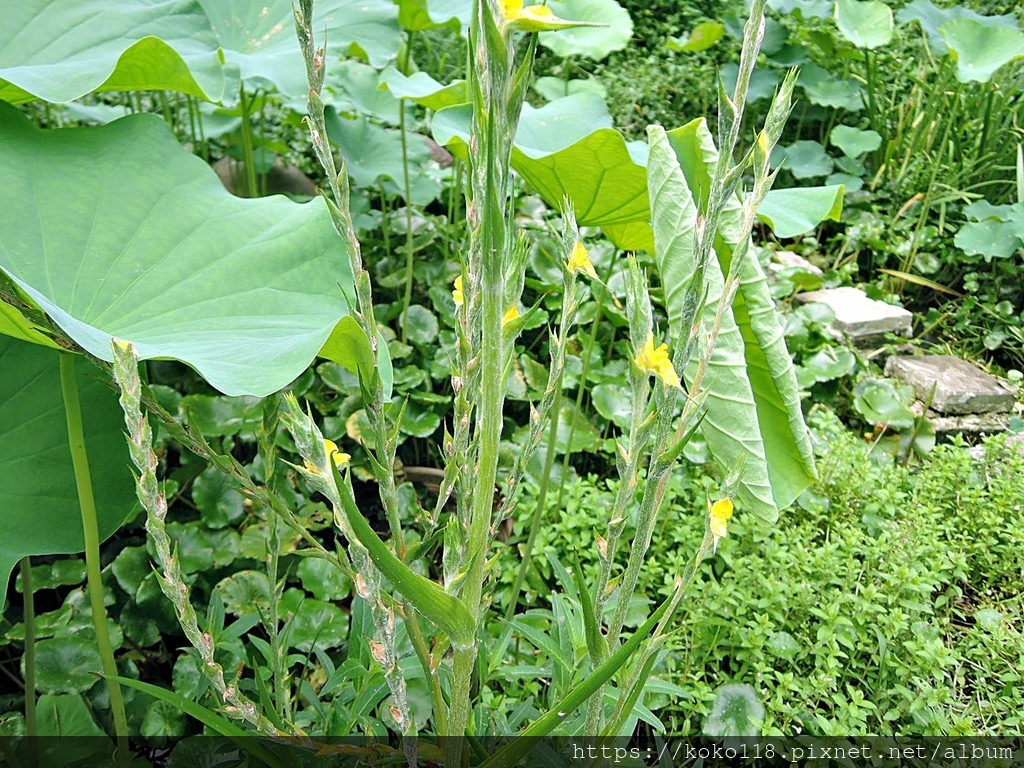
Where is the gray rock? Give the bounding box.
[796,287,912,346]
[770,250,823,276]
[885,355,1018,415]
[931,411,1014,438]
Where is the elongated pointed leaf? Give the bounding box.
[332,462,475,650]
[0,0,235,104]
[0,336,135,614]
[0,103,378,397]
[0,301,59,348]
[653,121,815,521]
[480,594,675,768]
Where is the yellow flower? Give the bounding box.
[305,438,350,475]
[501,0,556,24]
[709,497,733,551]
[453,275,464,310]
[634,334,682,389]
[566,240,598,280]
[503,305,520,325]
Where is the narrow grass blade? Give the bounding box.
[479,591,676,768]
[107,675,294,768]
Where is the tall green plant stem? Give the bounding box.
[503,384,564,620]
[58,352,130,768]
[399,32,417,344]
[238,85,260,198]
[20,557,38,768]
[447,0,519,747]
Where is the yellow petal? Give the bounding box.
[323,439,350,468]
[453,274,464,309]
[634,334,682,388]
[709,497,733,549]
[501,0,603,31]
[567,240,598,280]
[710,497,733,521]
[501,0,524,16]
[503,305,520,325]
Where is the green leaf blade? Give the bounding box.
[0,0,235,104]
[0,103,362,397]
[659,120,816,522]
[0,337,135,614]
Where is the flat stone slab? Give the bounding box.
[769,250,823,276]
[796,287,912,345]
[931,411,1015,438]
[885,355,1018,415]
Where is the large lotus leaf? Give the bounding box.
[757,185,845,238]
[200,0,401,100]
[769,0,831,19]
[829,125,882,157]
[939,19,1024,83]
[432,94,651,249]
[0,102,364,398]
[381,68,469,111]
[328,60,406,125]
[324,110,441,204]
[654,120,816,521]
[0,336,136,614]
[798,63,864,111]
[395,0,471,32]
[434,95,843,253]
[0,0,235,105]
[538,0,633,61]
[897,0,1018,56]
[835,0,894,49]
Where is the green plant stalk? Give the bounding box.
[112,341,277,734]
[258,397,290,722]
[20,557,38,768]
[238,84,259,198]
[503,383,564,620]
[605,531,712,734]
[399,32,416,344]
[480,588,678,768]
[0,739,22,768]
[607,458,674,645]
[446,0,517,746]
[405,608,448,734]
[58,352,130,768]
